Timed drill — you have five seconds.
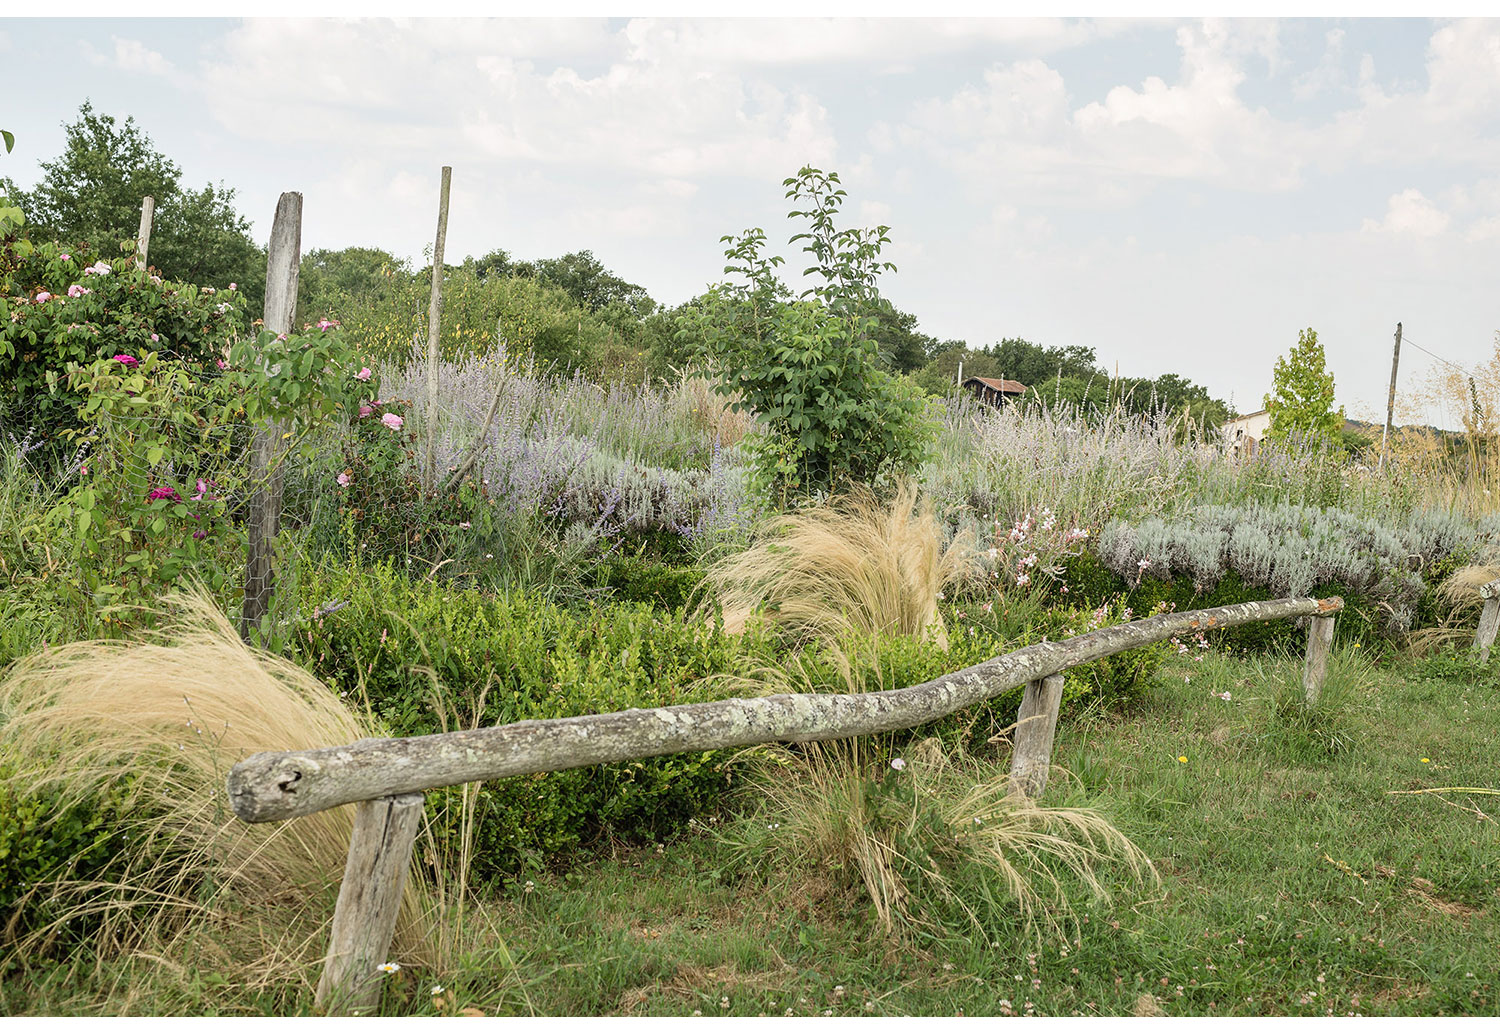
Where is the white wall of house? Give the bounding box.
[1221,410,1273,459]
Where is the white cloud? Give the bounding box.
[1292,27,1347,100]
[199,18,839,184]
[85,36,174,77]
[1361,189,1451,237]
[619,17,1111,67]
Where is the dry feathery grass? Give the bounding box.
[0,589,430,986]
[723,651,1154,945]
[1407,564,1500,655]
[674,372,754,449]
[706,482,976,650]
[744,734,1156,944]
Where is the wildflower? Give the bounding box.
[381,413,404,430]
[1138,558,1151,571]
[1177,755,1188,764]
[147,486,180,502]
[890,758,907,771]
[337,472,351,487]
[34,291,52,303]
[459,521,471,529]
[1016,574,1031,587]
[377,962,401,974]
[1420,757,1430,764]
[356,367,372,381]
[524,880,535,893]
[431,985,444,995]
[192,529,208,540]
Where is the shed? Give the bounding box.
[963,376,1028,408]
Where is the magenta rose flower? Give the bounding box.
[113,354,139,368]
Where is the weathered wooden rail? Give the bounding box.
[228,594,1343,1015]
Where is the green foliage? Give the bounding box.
[0,760,134,943]
[290,562,770,879]
[1,102,266,313]
[688,167,936,498]
[41,325,365,621]
[0,240,246,446]
[594,555,705,610]
[1264,327,1344,444]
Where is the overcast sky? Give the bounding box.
[3,13,1498,427]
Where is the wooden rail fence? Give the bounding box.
[227,594,1344,1015]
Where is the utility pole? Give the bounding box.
[1380,322,1402,473]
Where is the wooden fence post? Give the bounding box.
[315,792,424,1017]
[239,192,302,641]
[422,166,451,494]
[1473,578,1500,663]
[135,196,154,271]
[1303,613,1337,706]
[1009,672,1065,797]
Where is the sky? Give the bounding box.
[3,9,1498,427]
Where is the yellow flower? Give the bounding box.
[1177,755,1188,764]
[1420,757,1430,763]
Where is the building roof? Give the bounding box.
[964,376,1028,395]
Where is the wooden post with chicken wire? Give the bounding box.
[239,192,302,641]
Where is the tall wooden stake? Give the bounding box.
[240,192,302,641]
[1009,673,1065,797]
[135,196,154,271]
[423,166,452,494]
[315,793,424,1016]
[1380,322,1402,472]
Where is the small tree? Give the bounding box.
[684,167,934,501]
[1264,327,1344,444]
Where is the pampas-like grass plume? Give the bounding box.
[0,589,427,983]
[706,482,976,649]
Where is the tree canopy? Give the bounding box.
[1264,327,1344,444]
[1,102,266,312]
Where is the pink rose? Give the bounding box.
[229,283,237,291]
[337,472,351,487]
[216,359,229,369]
[358,404,373,418]
[34,291,52,303]
[356,367,372,381]
[59,253,70,262]
[381,413,404,431]
[113,354,139,368]
[67,284,87,298]
[150,333,159,342]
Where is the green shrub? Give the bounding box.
[0,238,246,450]
[0,760,134,945]
[290,560,782,880]
[594,555,705,610]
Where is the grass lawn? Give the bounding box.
[5,647,1498,1017]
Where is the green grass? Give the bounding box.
[4,646,1498,1017]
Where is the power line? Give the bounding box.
[1399,333,1470,375]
